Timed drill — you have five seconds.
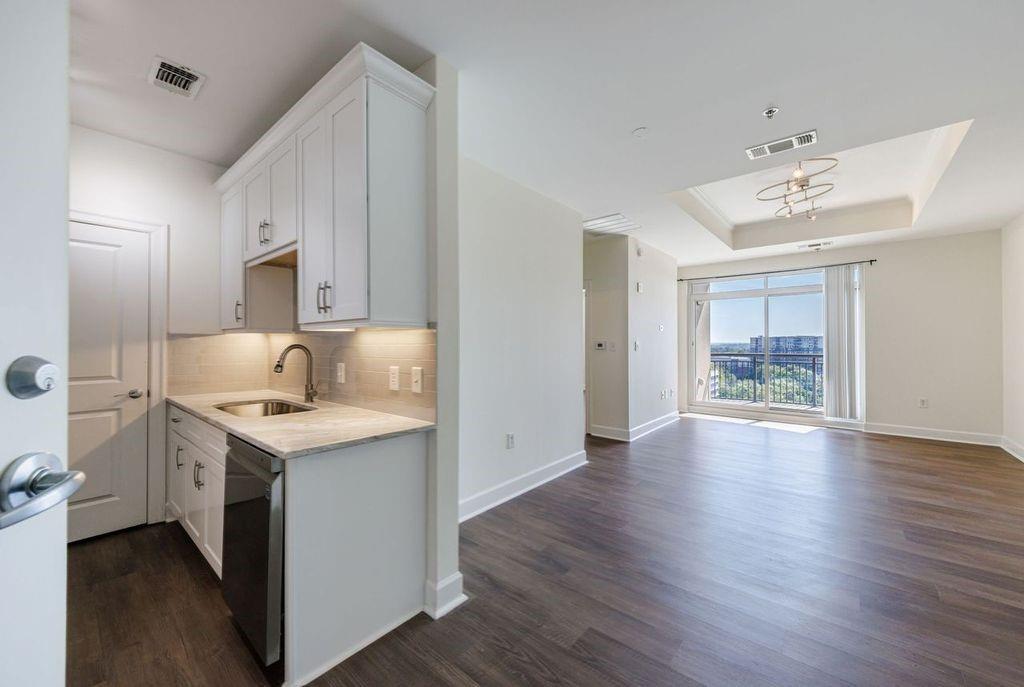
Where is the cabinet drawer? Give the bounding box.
[167,405,228,466]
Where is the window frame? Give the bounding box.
[687,267,825,416]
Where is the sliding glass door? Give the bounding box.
[690,270,824,415]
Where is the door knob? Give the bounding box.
[114,389,144,399]
[0,452,85,530]
[6,355,60,399]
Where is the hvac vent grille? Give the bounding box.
[148,57,206,99]
[582,213,641,235]
[745,130,817,160]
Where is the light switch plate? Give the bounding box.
[388,366,400,391]
[336,362,346,384]
[411,366,423,393]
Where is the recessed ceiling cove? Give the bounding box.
[667,121,971,252]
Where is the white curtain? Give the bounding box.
[824,264,861,420]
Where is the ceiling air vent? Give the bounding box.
[148,56,206,99]
[583,213,641,235]
[798,240,833,252]
[745,130,817,160]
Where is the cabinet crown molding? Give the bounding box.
[215,42,435,193]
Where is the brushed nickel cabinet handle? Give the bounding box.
[235,300,243,323]
[196,462,204,490]
[322,281,332,311]
[175,446,184,469]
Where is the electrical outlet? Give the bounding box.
[636,281,644,294]
[660,389,667,400]
[634,339,640,352]
[336,362,346,384]
[505,433,515,449]
[388,366,400,391]
[918,397,929,409]
[411,366,423,394]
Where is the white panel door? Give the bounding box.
[166,429,187,520]
[221,184,246,329]
[327,78,369,320]
[243,166,269,260]
[0,3,70,683]
[182,442,204,546]
[296,111,332,324]
[201,456,225,576]
[67,221,150,542]
[266,136,297,251]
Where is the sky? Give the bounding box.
[709,293,823,343]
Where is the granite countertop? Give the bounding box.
[166,389,435,459]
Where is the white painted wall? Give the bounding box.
[583,236,629,434]
[69,125,224,334]
[414,57,464,616]
[678,230,1004,442]
[458,157,586,519]
[1003,214,1024,458]
[627,238,679,435]
[584,236,679,440]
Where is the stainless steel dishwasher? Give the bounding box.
[222,435,284,666]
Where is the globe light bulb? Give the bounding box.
[792,165,805,179]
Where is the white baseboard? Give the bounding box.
[628,412,681,441]
[588,412,680,442]
[458,450,588,522]
[286,606,423,686]
[863,423,1003,447]
[424,572,468,619]
[588,424,630,441]
[1002,436,1024,463]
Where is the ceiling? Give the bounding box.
[70,1,1024,265]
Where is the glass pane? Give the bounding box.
[694,296,764,405]
[767,271,823,288]
[708,276,764,293]
[766,293,823,410]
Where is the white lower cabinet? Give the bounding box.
[168,408,226,578]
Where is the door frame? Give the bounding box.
[69,210,168,525]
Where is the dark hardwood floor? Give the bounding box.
[69,416,1024,686]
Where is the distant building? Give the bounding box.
[749,335,822,354]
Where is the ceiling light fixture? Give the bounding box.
[755,157,837,221]
[762,106,780,120]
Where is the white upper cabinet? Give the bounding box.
[216,43,434,330]
[220,184,246,329]
[243,136,297,261]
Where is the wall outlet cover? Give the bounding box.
[505,433,515,449]
[388,365,400,391]
[336,362,346,384]
[411,366,423,394]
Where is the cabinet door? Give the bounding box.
[296,110,332,324]
[243,165,269,261]
[266,136,297,251]
[182,445,204,547]
[201,457,225,577]
[220,184,246,329]
[166,429,187,520]
[326,78,369,320]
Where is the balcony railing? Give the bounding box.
[708,353,823,408]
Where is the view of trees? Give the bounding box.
[710,356,823,407]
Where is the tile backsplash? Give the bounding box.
[167,329,436,421]
[167,333,269,395]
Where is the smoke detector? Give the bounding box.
[148,56,206,99]
[745,130,817,160]
[583,213,641,235]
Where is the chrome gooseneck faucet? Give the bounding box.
[273,344,318,403]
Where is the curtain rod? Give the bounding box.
[677,259,876,283]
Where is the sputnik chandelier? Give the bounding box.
[755,157,837,221]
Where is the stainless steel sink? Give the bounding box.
[214,399,315,417]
